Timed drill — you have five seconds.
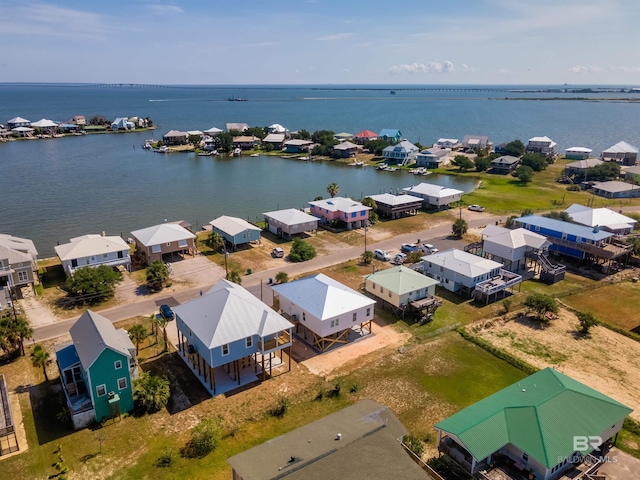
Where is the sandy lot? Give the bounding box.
[473,309,640,421]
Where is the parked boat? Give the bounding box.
[233,148,242,156]
[228,96,248,102]
[250,153,260,157]
[377,163,389,170]
[156,145,169,153]
[142,139,154,149]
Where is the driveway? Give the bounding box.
[597,447,640,480]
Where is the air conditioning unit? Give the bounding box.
[187,345,196,354]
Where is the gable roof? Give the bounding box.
[382,140,418,154]
[308,197,371,214]
[565,204,637,228]
[226,122,249,132]
[272,273,375,320]
[566,158,602,169]
[0,234,38,257]
[262,133,285,143]
[131,223,195,247]
[602,140,639,155]
[513,215,613,241]
[490,155,520,166]
[425,248,503,277]
[163,129,187,138]
[435,368,632,468]
[378,128,401,138]
[210,216,261,236]
[262,209,318,226]
[482,225,549,250]
[69,310,133,371]
[174,279,293,348]
[366,265,439,295]
[333,141,358,150]
[227,400,426,480]
[353,129,378,139]
[528,136,554,143]
[367,193,423,207]
[403,182,464,198]
[54,234,129,261]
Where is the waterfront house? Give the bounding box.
[435,368,632,480]
[267,123,286,134]
[365,265,439,309]
[204,126,223,135]
[261,133,285,149]
[6,117,30,129]
[232,135,260,150]
[308,197,371,230]
[0,234,38,294]
[70,115,86,126]
[272,273,375,352]
[186,130,203,138]
[565,146,592,160]
[462,134,489,151]
[226,122,249,133]
[174,279,293,396]
[55,234,131,276]
[489,155,520,174]
[565,204,636,235]
[162,130,188,145]
[55,310,137,429]
[334,132,354,141]
[130,222,196,264]
[332,141,359,158]
[210,216,261,250]
[262,208,318,239]
[513,215,632,269]
[59,123,80,133]
[228,400,427,480]
[624,165,640,183]
[415,147,448,169]
[353,129,378,144]
[111,117,135,131]
[402,182,463,209]
[480,225,553,273]
[564,158,603,179]
[367,193,422,219]
[434,138,459,149]
[11,126,34,137]
[591,180,640,199]
[601,141,638,165]
[31,118,58,135]
[381,140,419,166]
[378,128,402,142]
[283,139,313,153]
[527,135,558,158]
[422,248,504,295]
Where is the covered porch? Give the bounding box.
[284,312,373,353]
[54,344,95,429]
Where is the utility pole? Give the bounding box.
[223,244,229,278]
[364,226,368,254]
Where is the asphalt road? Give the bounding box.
[32,211,502,342]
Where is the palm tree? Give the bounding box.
[0,315,33,356]
[275,271,289,284]
[452,218,468,238]
[31,344,52,381]
[326,182,340,198]
[133,372,170,413]
[155,316,169,352]
[227,270,242,285]
[128,324,148,354]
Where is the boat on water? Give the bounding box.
[228,96,248,102]
[390,90,396,95]
[349,161,365,167]
[386,167,398,172]
[377,163,388,170]
[413,167,426,175]
[250,153,260,157]
[233,148,242,156]
[156,145,169,153]
[298,156,310,161]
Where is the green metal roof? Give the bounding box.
[435,368,632,468]
[365,265,439,295]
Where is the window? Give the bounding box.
[351,212,356,218]
[18,271,29,282]
[246,337,253,348]
[302,312,306,322]
[221,344,229,356]
[114,360,122,370]
[242,233,247,238]
[151,244,161,253]
[96,384,106,397]
[117,377,127,390]
[352,312,357,322]
[562,232,567,240]
[388,291,391,298]
[335,318,339,326]
[366,307,371,316]
[522,453,528,461]
[117,250,124,259]
[91,256,96,261]
[178,239,188,248]
[71,259,78,268]
[330,320,335,328]
[103,253,108,259]
[535,226,540,232]
[360,210,366,216]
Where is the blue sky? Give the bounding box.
[1,0,639,85]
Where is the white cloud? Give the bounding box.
[316,33,354,41]
[146,4,184,15]
[389,61,456,75]
[569,65,607,74]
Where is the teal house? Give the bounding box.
[55,310,138,429]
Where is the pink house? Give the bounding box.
[308,197,371,230]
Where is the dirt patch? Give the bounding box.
[475,309,640,421]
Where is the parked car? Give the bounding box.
[374,249,391,261]
[393,252,407,264]
[420,243,439,255]
[401,243,419,253]
[468,204,485,212]
[159,304,175,320]
[271,247,284,258]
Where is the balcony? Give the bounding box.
[260,330,291,353]
[548,236,632,260]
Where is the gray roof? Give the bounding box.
[263,133,285,143]
[514,215,613,241]
[482,225,549,250]
[54,234,129,261]
[227,400,427,480]
[424,248,503,277]
[173,279,293,348]
[365,265,439,295]
[263,209,318,226]
[131,223,195,247]
[462,134,489,145]
[403,182,463,198]
[382,140,419,154]
[566,158,602,170]
[226,123,249,132]
[69,310,133,371]
[367,193,423,207]
[593,181,640,193]
[490,155,520,166]
[0,234,38,257]
[284,139,313,146]
[272,273,375,320]
[308,197,371,214]
[565,204,637,229]
[163,130,187,138]
[210,216,261,236]
[333,141,358,150]
[602,141,639,155]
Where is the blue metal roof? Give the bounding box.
[514,215,613,241]
[55,343,80,371]
[378,128,401,137]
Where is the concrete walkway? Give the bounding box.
[597,447,640,480]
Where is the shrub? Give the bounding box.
[349,383,359,393]
[269,396,291,418]
[275,271,289,284]
[566,184,581,191]
[146,261,170,291]
[502,298,513,313]
[327,383,341,398]
[183,418,222,458]
[133,372,170,413]
[289,239,317,262]
[156,447,176,468]
[403,434,425,458]
[361,250,374,265]
[576,311,599,334]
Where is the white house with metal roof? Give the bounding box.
[402,182,463,209]
[210,216,261,249]
[565,204,636,235]
[365,265,439,309]
[601,140,638,165]
[381,140,419,166]
[527,136,558,157]
[564,146,592,160]
[174,279,294,395]
[55,234,131,276]
[262,208,318,239]
[367,193,423,219]
[6,117,31,128]
[422,248,504,295]
[131,222,196,264]
[272,273,375,352]
[481,225,550,272]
